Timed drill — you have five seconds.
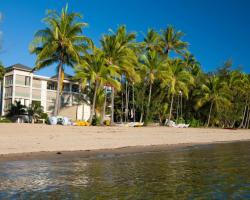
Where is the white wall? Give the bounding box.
[40,80,47,112]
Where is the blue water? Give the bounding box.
[1,142,250,199]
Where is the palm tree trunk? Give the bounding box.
[146,83,152,122]
[176,94,179,122]
[207,102,214,127]
[180,93,183,119]
[89,82,98,124]
[102,88,107,125]
[125,81,127,122]
[121,89,124,123]
[125,81,129,122]
[140,105,144,123]
[247,110,250,129]
[166,94,174,126]
[111,87,115,124]
[54,62,63,116]
[230,120,236,129]
[243,106,248,128]
[132,84,135,123]
[244,107,250,129]
[239,103,247,128]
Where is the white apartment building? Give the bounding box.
[0,64,90,120]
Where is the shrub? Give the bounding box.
[0,118,12,123]
[91,116,101,126]
[188,118,202,127]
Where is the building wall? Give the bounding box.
[1,68,91,120]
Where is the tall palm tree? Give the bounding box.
[161,25,188,56]
[101,25,139,123]
[140,50,167,122]
[195,75,231,127]
[30,5,91,115]
[162,59,194,125]
[75,48,120,124]
[143,29,162,52]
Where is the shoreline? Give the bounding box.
[0,140,249,162]
[1,123,250,162]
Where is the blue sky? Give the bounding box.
[0,0,250,76]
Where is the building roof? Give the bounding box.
[6,63,78,82]
[50,73,74,81]
[6,64,33,72]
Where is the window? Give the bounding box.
[33,79,41,88]
[72,84,79,93]
[63,83,70,92]
[4,99,12,110]
[5,75,13,86]
[25,76,31,86]
[47,82,57,90]
[5,87,12,97]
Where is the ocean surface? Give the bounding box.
[0,141,250,199]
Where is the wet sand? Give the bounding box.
[0,123,250,161]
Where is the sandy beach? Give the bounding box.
[0,123,250,158]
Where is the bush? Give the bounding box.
[188,118,202,127]
[0,118,12,123]
[91,116,101,126]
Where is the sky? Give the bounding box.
[0,0,250,76]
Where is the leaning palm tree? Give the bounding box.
[30,5,91,115]
[195,75,231,127]
[161,25,188,56]
[162,59,194,125]
[75,48,121,124]
[140,50,168,122]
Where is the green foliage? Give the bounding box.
[7,101,27,117]
[0,118,12,123]
[187,118,203,128]
[0,62,4,80]
[27,102,44,122]
[30,5,91,115]
[91,116,101,126]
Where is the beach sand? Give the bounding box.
[0,123,250,160]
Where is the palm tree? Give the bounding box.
[7,101,27,117]
[101,25,139,123]
[161,25,188,56]
[195,75,231,127]
[75,48,120,124]
[238,74,250,128]
[0,62,4,80]
[143,29,162,52]
[162,59,194,125]
[183,52,201,76]
[140,50,167,122]
[30,5,91,115]
[27,102,44,123]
